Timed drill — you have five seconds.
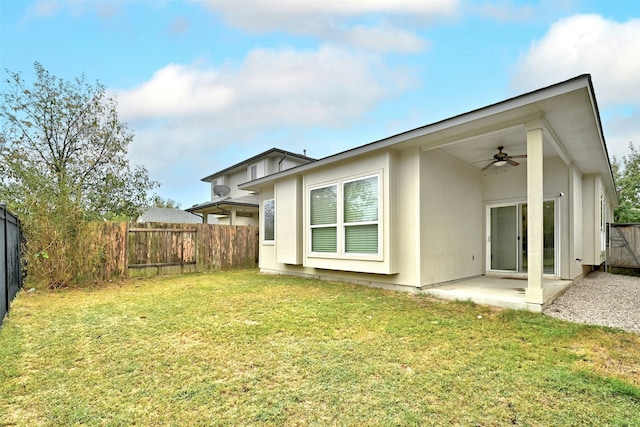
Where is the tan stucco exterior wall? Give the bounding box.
[216,215,258,227]
[256,144,614,290]
[581,174,614,267]
[420,149,483,286]
[258,150,422,291]
[300,151,397,276]
[569,165,584,279]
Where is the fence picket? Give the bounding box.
[607,223,640,271]
[91,222,258,280]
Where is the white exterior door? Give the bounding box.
[487,200,557,275]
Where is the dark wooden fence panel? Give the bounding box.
[608,223,640,269]
[92,222,258,279]
[127,223,198,278]
[90,221,128,281]
[1,205,23,325]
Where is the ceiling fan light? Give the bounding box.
[494,160,508,167]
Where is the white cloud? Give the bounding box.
[604,110,640,161]
[115,46,415,203]
[198,0,458,23]
[115,64,234,121]
[27,0,123,20]
[194,0,459,53]
[511,14,640,106]
[116,46,411,129]
[167,16,190,35]
[340,25,429,53]
[476,2,535,22]
[31,0,61,17]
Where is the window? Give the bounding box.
[250,165,258,180]
[344,176,379,254]
[310,185,337,252]
[264,199,275,242]
[309,174,380,256]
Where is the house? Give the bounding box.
[137,207,216,224]
[239,75,617,312]
[187,148,315,225]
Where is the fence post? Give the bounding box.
[1,203,23,326]
[1,204,7,322]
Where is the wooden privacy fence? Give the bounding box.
[93,222,259,280]
[1,205,24,326]
[607,223,640,270]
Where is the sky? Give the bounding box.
[1,0,639,209]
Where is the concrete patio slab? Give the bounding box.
[422,276,573,312]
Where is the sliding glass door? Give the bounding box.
[488,201,556,275]
[490,205,518,271]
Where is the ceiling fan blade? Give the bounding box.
[506,159,520,167]
[481,161,495,171]
[508,154,527,159]
[472,158,494,164]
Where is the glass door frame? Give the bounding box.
[485,198,559,276]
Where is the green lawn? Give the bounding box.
[1,271,639,426]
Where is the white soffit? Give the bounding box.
[240,75,613,194]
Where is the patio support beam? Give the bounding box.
[526,123,545,305]
[542,119,571,166]
[230,209,237,225]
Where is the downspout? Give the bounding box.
[278,153,288,172]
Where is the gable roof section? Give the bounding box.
[185,194,260,215]
[200,147,316,182]
[239,74,615,201]
[138,207,205,223]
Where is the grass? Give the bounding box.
[1,270,639,426]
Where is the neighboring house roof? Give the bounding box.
[138,207,210,224]
[185,194,259,216]
[239,74,616,204]
[200,147,316,182]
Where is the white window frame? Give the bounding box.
[342,175,381,256]
[308,173,382,259]
[249,164,258,181]
[263,199,275,244]
[309,184,339,254]
[485,197,560,277]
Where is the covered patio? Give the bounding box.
[187,194,259,225]
[423,275,574,312]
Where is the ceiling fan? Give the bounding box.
[478,146,527,170]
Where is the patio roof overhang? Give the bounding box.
[186,198,258,218]
[239,75,616,204]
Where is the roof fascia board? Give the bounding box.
[186,201,258,212]
[585,77,618,204]
[201,148,315,182]
[239,75,592,191]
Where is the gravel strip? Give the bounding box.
[544,271,640,335]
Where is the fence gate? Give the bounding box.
[127,225,197,277]
[1,205,24,326]
[607,223,640,271]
